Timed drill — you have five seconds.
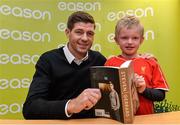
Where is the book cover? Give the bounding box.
[90,60,139,124]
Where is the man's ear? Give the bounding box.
[114,36,116,42]
[65,28,70,37]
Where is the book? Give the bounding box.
[90,60,139,124]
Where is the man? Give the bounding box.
[23,11,106,119]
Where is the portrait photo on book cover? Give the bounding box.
[95,80,121,121]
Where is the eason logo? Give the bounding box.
[0,103,23,115]
[91,43,102,52]
[107,7,154,21]
[0,4,51,20]
[57,22,101,32]
[0,28,51,42]
[107,30,155,42]
[0,78,31,90]
[58,2,101,11]
[0,54,39,65]
[107,33,115,43]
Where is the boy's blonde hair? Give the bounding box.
[115,15,144,39]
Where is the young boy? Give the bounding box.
[105,15,169,115]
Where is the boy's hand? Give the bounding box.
[134,73,146,93]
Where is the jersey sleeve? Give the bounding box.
[150,59,169,91]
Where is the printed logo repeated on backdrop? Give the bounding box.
[0,0,179,119]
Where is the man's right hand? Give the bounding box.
[67,88,101,114]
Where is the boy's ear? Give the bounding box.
[140,36,144,44]
[114,37,119,44]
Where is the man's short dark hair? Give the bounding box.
[67,11,95,30]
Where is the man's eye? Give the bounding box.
[87,32,95,37]
[76,31,83,34]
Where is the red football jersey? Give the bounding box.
[105,55,169,115]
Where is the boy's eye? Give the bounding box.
[133,37,139,40]
[120,37,128,39]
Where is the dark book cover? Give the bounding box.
[90,60,139,124]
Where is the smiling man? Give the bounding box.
[22,11,106,119]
